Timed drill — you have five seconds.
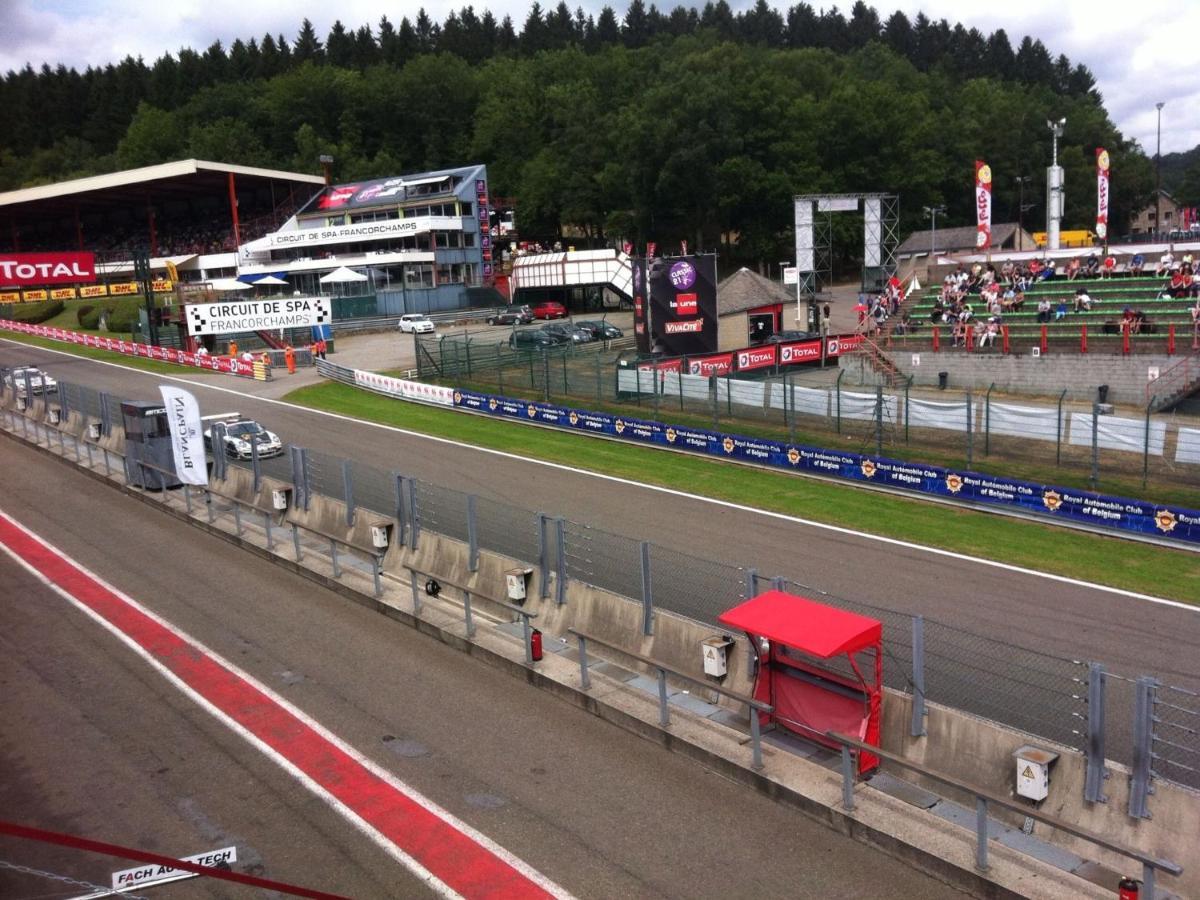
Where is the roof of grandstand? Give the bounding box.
[0,160,324,218]
[897,222,1030,257]
[717,266,795,316]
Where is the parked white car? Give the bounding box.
[398,314,435,334]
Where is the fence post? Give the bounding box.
[99,392,111,435]
[554,517,567,605]
[840,745,855,810]
[406,479,420,549]
[975,797,990,871]
[251,434,262,491]
[911,615,927,737]
[788,371,796,445]
[392,473,407,548]
[640,541,653,635]
[289,446,303,509]
[1129,676,1157,819]
[745,567,758,599]
[528,350,536,389]
[874,384,883,457]
[497,346,505,395]
[1084,662,1108,804]
[984,382,994,456]
[595,352,602,403]
[562,352,568,395]
[342,459,355,525]
[904,377,911,443]
[965,389,974,468]
[464,337,472,379]
[710,374,719,430]
[1055,388,1067,466]
[1090,402,1100,490]
[835,369,844,433]
[1143,397,1155,488]
[538,513,551,599]
[467,494,479,572]
[301,447,312,510]
[542,351,550,402]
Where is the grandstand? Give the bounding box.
[0,159,324,266]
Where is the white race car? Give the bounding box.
[6,365,57,396]
[204,419,284,459]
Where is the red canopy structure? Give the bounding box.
[718,590,883,775]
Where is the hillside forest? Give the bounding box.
[3,1,1193,264]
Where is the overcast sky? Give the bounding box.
[3,0,1196,155]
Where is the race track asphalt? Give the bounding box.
[0,440,963,899]
[3,340,1198,693]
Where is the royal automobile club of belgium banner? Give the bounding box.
[647,255,718,356]
[452,388,1200,545]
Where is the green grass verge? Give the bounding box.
[284,380,1200,603]
[0,330,220,377]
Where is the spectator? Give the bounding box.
[978,317,999,348]
[1085,252,1100,277]
[1036,297,1052,323]
[1130,253,1145,275]
[1054,301,1068,321]
[930,298,946,324]
[1066,257,1082,280]
[1039,260,1058,281]
[1165,269,1188,298]
[1156,251,1175,276]
[1028,258,1043,280]
[1101,255,1117,278]
[1074,288,1093,312]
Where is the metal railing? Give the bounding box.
[568,627,771,770]
[404,565,539,664]
[2,373,1199,804]
[826,731,1182,896]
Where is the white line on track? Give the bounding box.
[5,337,1195,613]
[0,509,574,900]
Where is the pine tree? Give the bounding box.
[293,18,324,63]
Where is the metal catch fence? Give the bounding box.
[6,372,1198,804]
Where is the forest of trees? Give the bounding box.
[0,1,1174,263]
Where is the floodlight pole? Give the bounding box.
[1046,119,1066,251]
[1154,102,1165,240]
[923,205,945,266]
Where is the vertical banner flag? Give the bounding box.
[632,257,650,354]
[158,385,208,485]
[1096,148,1110,241]
[646,242,657,258]
[975,160,992,249]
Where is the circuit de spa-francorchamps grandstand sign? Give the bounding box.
[184,297,331,336]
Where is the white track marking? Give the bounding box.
[0,509,575,900]
[4,338,1195,612]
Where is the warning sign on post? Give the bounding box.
[111,846,237,890]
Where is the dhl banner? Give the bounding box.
[975,160,992,250]
[0,291,19,303]
[1096,148,1110,241]
[79,284,108,298]
[0,318,264,380]
[153,279,173,293]
[51,287,77,300]
[108,282,138,296]
[23,289,48,302]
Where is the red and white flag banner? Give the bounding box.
[1096,148,1110,240]
[975,160,992,250]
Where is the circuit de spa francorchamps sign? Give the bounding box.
[184,298,331,336]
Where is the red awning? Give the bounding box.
[718,590,882,659]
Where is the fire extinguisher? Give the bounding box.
[530,628,543,662]
[1118,876,1140,900]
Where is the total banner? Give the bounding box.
[0,319,260,378]
[975,160,992,250]
[452,388,1200,545]
[0,251,95,286]
[1096,148,1110,241]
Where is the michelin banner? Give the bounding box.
[452,388,1200,545]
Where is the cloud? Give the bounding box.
[1,0,1196,154]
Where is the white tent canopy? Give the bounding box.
[208,277,250,292]
[319,265,368,284]
[254,274,289,286]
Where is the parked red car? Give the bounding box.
[531,301,568,319]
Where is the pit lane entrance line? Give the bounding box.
[5,339,1193,612]
[0,508,574,900]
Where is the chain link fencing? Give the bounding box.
[10,374,1199,796]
